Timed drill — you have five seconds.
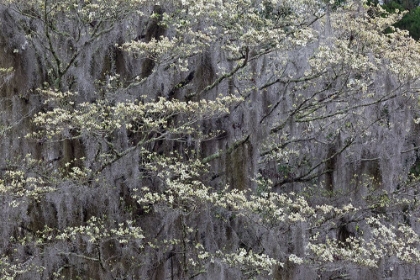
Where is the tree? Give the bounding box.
[394,6,420,40]
[373,0,420,40]
[1,0,420,279]
[383,0,420,11]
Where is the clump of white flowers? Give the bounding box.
[2,0,420,278]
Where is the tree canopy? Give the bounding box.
[370,0,420,40]
[0,0,420,279]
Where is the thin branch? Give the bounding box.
[202,135,250,164]
[58,252,100,262]
[187,46,249,100]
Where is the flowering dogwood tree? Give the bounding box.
[0,0,420,279]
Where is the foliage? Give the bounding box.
[0,0,420,279]
[372,0,420,40]
[383,0,420,11]
[394,6,420,40]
